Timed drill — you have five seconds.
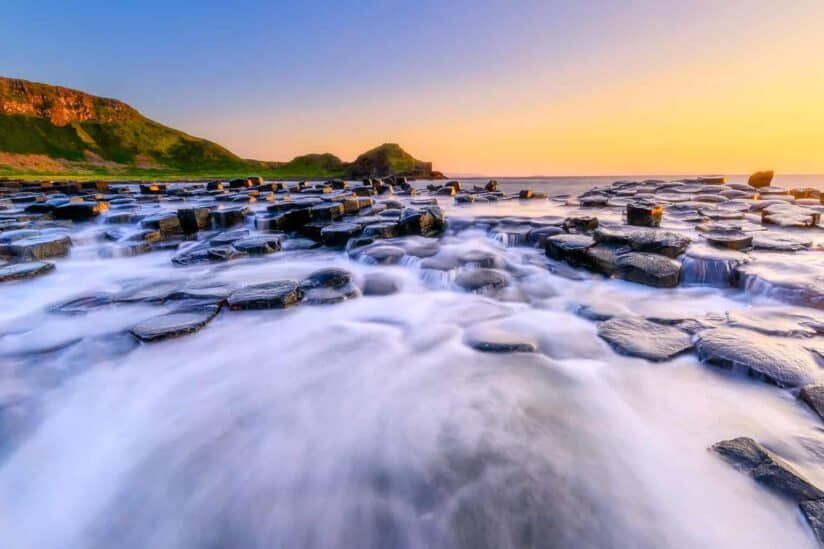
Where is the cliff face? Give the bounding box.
[0,77,138,126]
[345,143,440,178]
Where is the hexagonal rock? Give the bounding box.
[6,234,71,260]
[130,308,219,342]
[597,317,693,361]
[0,261,55,282]
[54,201,106,221]
[626,203,663,227]
[545,234,596,267]
[696,327,820,387]
[228,281,303,310]
[615,253,681,288]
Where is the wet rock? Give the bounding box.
[459,249,504,269]
[704,230,753,251]
[585,244,627,275]
[626,203,662,227]
[545,234,596,267]
[207,246,248,262]
[361,272,402,296]
[362,221,400,239]
[526,226,564,247]
[359,245,406,265]
[398,206,445,236]
[232,236,281,255]
[5,234,71,259]
[615,253,681,288]
[800,500,824,545]
[320,222,362,247]
[130,308,219,342]
[228,280,303,310]
[563,216,598,233]
[799,384,824,421]
[0,261,55,282]
[210,229,250,246]
[177,207,212,234]
[594,227,690,258]
[748,170,774,189]
[735,259,824,310]
[696,327,821,387]
[752,234,811,252]
[140,212,182,235]
[211,206,249,228]
[579,194,609,208]
[301,284,361,305]
[310,202,344,221]
[711,437,824,501]
[454,268,508,292]
[300,268,353,290]
[464,326,538,353]
[53,201,105,221]
[49,293,113,314]
[597,317,693,361]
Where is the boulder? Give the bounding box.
[748,170,774,189]
[0,261,55,282]
[626,203,662,227]
[615,253,681,288]
[228,281,303,310]
[597,317,693,361]
[711,437,824,502]
[696,327,820,387]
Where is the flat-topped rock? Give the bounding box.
[545,234,596,267]
[228,281,303,310]
[454,268,509,292]
[0,261,55,282]
[594,227,690,258]
[615,252,681,288]
[696,327,821,387]
[626,203,662,227]
[705,231,753,251]
[5,234,71,259]
[130,308,218,342]
[598,317,693,361]
[711,437,824,502]
[464,326,538,353]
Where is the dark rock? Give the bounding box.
[49,293,113,314]
[209,230,249,246]
[206,246,248,262]
[594,227,690,258]
[0,261,55,282]
[300,268,353,290]
[526,226,565,247]
[211,206,249,228]
[177,207,211,234]
[615,253,681,287]
[585,244,629,275]
[545,234,596,267]
[579,194,609,208]
[398,206,445,236]
[454,268,508,292]
[705,231,753,251]
[799,500,824,545]
[362,221,400,239]
[359,245,406,265]
[485,180,498,192]
[130,308,218,342]
[228,280,303,310]
[320,222,362,247]
[301,284,361,305]
[800,384,824,421]
[626,203,663,227]
[6,234,71,259]
[53,201,105,221]
[711,437,824,501]
[696,327,820,387]
[464,326,538,353]
[361,272,401,296]
[310,202,344,220]
[563,216,598,233]
[232,236,281,255]
[748,170,774,189]
[597,317,693,361]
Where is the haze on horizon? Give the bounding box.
[3,0,823,177]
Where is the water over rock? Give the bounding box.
[597,317,693,361]
[696,327,821,387]
[130,307,219,342]
[615,253,681,288]
[799,384,824,421]
[0,261,55,282]
[228,281,303,310]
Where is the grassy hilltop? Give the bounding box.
[0,77,442,180]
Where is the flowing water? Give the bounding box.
[1,176,823,548]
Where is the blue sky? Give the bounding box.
[3,1,824,174]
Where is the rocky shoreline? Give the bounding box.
[1,171,823,545]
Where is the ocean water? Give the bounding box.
[0,176,822,548]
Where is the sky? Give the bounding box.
[2,0,823,176]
